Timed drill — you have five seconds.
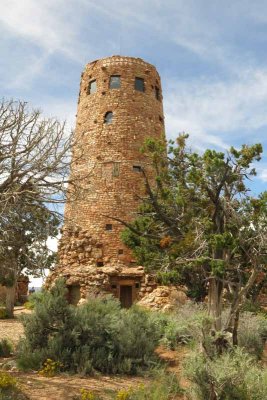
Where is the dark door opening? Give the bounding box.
[120,285,133,308]
[67,285,81,305]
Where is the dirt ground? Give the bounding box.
[0,307,29,345]
[0,308,186,399]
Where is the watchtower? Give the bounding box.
[50,56,165,306]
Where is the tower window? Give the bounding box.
[135,77,145,92]
[104,111,113,124]
[112,163,120,177]
[133,165,142,172]
[88,80,97,94]
[106,224,113,230]
[155,86,160,100]
[97,261,104,267]
[118,249,124,255]
[110,75,121,89]
[135,282,140,289]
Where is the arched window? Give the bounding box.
[104,111,113,124]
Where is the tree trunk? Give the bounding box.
[232,310,239,346]
[5,284,16,318]
[208,277,224,331]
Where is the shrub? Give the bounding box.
[121,370,183,400]
[238,312,267,359]
[0,371,29,400]
[150,302,210,350]
[38,359,64,377]
[24,291,46,310]
[184,347,267,400]
[17,279,161,375]
[0,372,17,390]
[0,340,13,358]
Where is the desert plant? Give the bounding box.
[38,358,64,377]
[184,346,267,400]
[24,291,46,311]
[237,312,267,359]
[0,340,13,358]
[17,280,161,375]
[150,301,210,350]
[121,370,183,399]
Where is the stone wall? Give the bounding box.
[64,55,165,264]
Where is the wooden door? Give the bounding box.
[120,285,133,308]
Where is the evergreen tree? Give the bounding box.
[122,134,267,341]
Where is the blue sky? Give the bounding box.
[1,0,267,195]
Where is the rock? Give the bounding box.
[137,286,188,311]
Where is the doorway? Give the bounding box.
[120,285,133,308]
[67,285,81,305]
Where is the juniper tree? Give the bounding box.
[121,134,267,341]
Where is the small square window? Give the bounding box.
[97,261,104,267]
[111,284,117,289]
[106,224,113,230]
[118,249,124,255]
[135,77,145,92]
[135,283,140,289]
[155,87,160,100]
[88,80,97,94]
[133,165,142,172]
[110,75,121,89]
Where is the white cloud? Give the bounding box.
[164,67,267,149]
[259,170,267,182]
[0,0,84,59]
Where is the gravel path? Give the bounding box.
[0,307,30,346]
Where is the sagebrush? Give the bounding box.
[17,279,161,375]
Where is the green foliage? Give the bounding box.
[0,371,29,400]
[17,280,161,375]
[150,302,209,349]
[238,312,267,359]
[0,308,8,319]
[0,340,13,358]
[23,290,46,310]
[0,372,17,390]
[123,370,183,400]
[184,347,267,400]
[121,133,267,334]
[38,358,64,377]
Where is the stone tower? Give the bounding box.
[49,56,165,306]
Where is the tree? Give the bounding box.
[0,99,83,316]
[0,192,60,316]
[121,134,267,342]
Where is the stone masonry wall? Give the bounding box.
[64,56,165,264]
[49,56,166,304]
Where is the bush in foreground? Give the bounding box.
[0,371,28,400]
[17,279,161,375]
[184,346,267,400]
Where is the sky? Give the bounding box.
[1,0,267,193]
[1,0,267,286]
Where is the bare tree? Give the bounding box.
[0,99,83,316]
